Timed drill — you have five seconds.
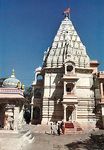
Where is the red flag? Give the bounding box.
[64,8,70,15]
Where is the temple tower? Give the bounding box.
[32,8,99,129]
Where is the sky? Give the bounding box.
[0,0,104,87]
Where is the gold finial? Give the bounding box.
[21,84,25,90]
[17,81,21,89]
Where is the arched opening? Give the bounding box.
[67,65,73,72]
[37,74,43,81]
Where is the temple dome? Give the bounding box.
[2,69,21,88]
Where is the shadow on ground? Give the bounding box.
[65,134,104,150]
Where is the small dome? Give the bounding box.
[2,69,21,88]
[35,66,42,72]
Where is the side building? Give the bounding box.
[32,9,104,130]
[0,69,25,130]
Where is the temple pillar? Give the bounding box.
[31,96,34,122]
[99,82,104,129]
[14,107,19,131]
[73,104,77,121]
[63,104,67,122]
[100,83,104,100]
[64,82,66,95]
[101,105,104,128]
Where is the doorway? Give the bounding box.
[66,106,74,121]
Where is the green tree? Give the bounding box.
[0,78,7,87]
[24,86,33,109]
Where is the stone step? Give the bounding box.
[64,121,83,134]
[65,128,83,134]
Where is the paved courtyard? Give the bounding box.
[0,125,104,150]
[23,132,91,150]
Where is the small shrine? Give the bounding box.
[0,69,25,130]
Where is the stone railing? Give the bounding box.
[0,88,23,95]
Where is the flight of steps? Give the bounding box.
[64,122,83,134]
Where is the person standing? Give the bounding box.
[4,114,10,130]
[53,122,58,135]
[57,123,61,135]
[8,116,14,130]
[50,123,53,134]
[60,120,65,134]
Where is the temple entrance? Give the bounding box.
[66,105,74,121]
[33,106,41,124]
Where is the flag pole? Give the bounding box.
[63,8,70,18]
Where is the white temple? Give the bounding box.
[32,9,104,131]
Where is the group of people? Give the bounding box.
[50,121,65,135]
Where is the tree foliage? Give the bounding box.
[0,78,7,87]
[24,86,33,107]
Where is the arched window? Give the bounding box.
[66,83,74,94]
[67,65,73,72]
[37,74,43,81]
